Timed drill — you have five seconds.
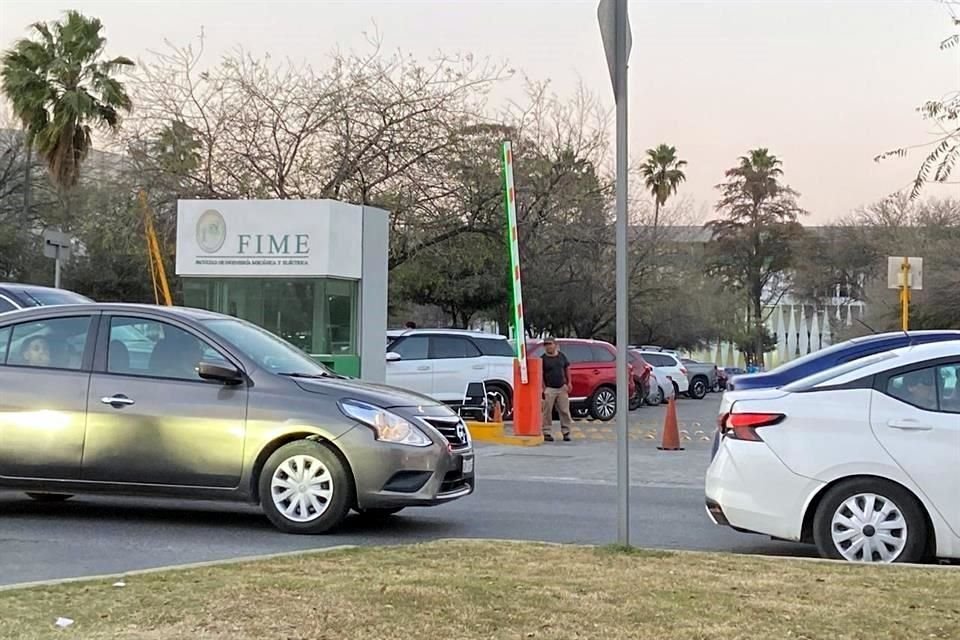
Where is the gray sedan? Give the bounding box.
[0,304,474,534]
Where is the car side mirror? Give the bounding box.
[197,361,244,385]
[386,352,402,362]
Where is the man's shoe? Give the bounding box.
[543,433,555,442]
[562,433,572,442]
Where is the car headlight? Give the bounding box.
[338,400,433,447]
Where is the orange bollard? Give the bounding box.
[512,357,543,437]
[658,397,684,451]
[492,399,503,423]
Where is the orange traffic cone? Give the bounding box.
[492,400,503,424]
[658,397,684,451]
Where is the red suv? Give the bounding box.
[527,338,635,421]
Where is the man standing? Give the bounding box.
[541,337,574,442]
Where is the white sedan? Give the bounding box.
[706,341,960,563]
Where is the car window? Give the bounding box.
[392,335,429,360]
[937,364,960,413]
[886,367,938,412]
[474,337,515,357]
[203,318,334,376]
[430,336,481,359]
[591,344,615,362]
[108,317,226,381]
[0,297,16,313]
[6,316,91,370]
[559,343,594,363]
[643,353,674,367]
[16,288,92,306]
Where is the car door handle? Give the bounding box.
[887,419,932,431]
[101,395,135,407]
[416,366,430,371]
[472,364,485,370]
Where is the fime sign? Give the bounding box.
[176,200,363,278]
[238,233,310,256]
[195,208,310,257]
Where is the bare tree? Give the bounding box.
[125,33,512,270]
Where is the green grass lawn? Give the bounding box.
[1,541,957,639]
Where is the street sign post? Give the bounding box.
[887,256,923,331]
[42,228,71,289]
[598,0,632,547]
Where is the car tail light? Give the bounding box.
[719,412,785,442]
[680,367,688,376]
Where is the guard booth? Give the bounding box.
[175,199,389,382]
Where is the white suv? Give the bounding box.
[637,350,690,397]
[385,329,515,414]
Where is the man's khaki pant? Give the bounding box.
[542,386,574,435]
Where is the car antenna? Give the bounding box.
[855,318,877,335]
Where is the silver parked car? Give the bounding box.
[0,304,474,533]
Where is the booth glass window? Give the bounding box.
[183,278,358,357]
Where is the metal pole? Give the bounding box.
[54,246,61,289]
[614,0,630,547]
[900,256,910,331]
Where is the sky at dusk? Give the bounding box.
[2,0,958,222]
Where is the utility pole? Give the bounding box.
[598,0,632,546]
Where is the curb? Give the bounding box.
[2,537,953,592]
[0,544,358,592]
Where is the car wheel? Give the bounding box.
[648,386,663,405]
[485,383,512,420]
[689,377,708,400]
[629,382,642,410]
[812,479,929,564]
[26,492,73,502]
[589,387,617,421]
[259,440,353,534]
[355,507,405,519]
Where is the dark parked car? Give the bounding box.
[0,283,92,313]
[0,304,474,533]
[727,331,960,391]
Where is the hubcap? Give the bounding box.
[694,381,705,397]
[596,390,616,419]
[831,493,907,563]
[271,454,334,523]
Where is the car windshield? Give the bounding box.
[14,288,92,307]
[202,318,335,377]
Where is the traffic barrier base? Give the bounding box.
[512,357,543,437]
[465,421,542,447]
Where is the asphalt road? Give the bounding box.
[0,395,815,587]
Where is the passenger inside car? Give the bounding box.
[19,335,51,367]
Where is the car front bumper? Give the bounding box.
[705,437,824,542]
[336,424,475,510]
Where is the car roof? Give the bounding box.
[0,282,91,297]
[795,340,960,390]
[530,337,607,343]
[388,328,508,340]
[0,303,229,322]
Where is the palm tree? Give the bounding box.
[1,11,133,192]
[639,144,687,231]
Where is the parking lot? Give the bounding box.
[0,394,820,588]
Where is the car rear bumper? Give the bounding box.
[705,438,824,542]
